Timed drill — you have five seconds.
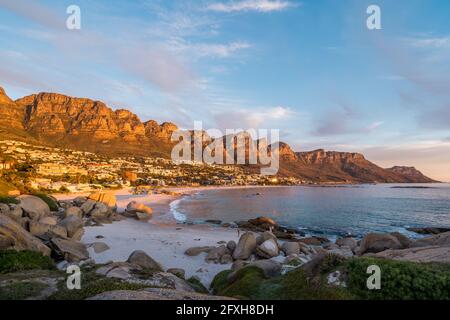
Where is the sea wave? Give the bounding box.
[169,198,187,222]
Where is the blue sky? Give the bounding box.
[1,0,450,180]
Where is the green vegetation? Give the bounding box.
[187,276,209,294]
[211,266,351,300]
[30,192,59,211]
[211,256,450,300]
[345,257,450,300]
[0,195,18,204]
[48,270,149,300]
[0,281,48,300]
[0,250,55,274]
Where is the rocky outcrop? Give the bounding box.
[358,233,406,255]
[17,195,51,220]
[127,250,163,271]
[232,232,256,260]
[0,214,51,255]
[375,245,450,264]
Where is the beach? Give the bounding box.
[55,186,258,285]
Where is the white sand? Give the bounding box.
[83,219,240,286]
[55,187,255,286]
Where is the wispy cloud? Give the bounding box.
[207,0,297,13]
[407,36,450,49]
[196,41,251,58]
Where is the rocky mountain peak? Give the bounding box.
[0,86,14,105]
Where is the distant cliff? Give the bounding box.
[0,86,437,183]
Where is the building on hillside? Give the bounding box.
[36,163,88,176]
[0,159,14,170]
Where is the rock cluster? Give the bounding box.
[0,192,121,264]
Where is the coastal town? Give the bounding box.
[0,139,303,194]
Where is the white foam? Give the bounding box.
[170,198,187,222]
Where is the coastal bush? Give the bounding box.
[345,257,450,300]
[31,192,59,211]
[271,268,353,300]
[210,269,233,295]
[212,266,267,299]
[0,281,48,300]
[187,276,209,294]
[0,250,55,274]
[0,195,19,204]
[211,265,352,300]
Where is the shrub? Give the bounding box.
[0,250,55,274]
[210,269,233,295]
[212,266,267,299]
[345,257,450,300]
[187,276,208,294]
[273,268,353,300]
[31,192,59,211]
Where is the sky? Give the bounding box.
[0,0,450,181]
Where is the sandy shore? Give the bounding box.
[54,186,265,285]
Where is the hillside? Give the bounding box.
[0,86,437,183]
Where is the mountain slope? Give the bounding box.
[0,86,437,183]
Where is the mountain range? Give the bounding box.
[0,86,437,183]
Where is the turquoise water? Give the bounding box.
[172,184,450,239]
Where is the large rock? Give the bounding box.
[358,233,404,255]
[126,201,153,215]
[80,200,96,215]
[411,231,450,248]
[29,221,67,238]
[65,206,83,219]
[248,217,277,230]
[256,231,278,245]
[184,246,211,256]
[51,238,89,262]
[91,242,110,254]
[407,227,450,235]
[233,232,257,260]
[0,214,51,255]
[375,245,450,264]
[58,215,84,240]
[256,239,279,259]
[127,250,163,271]
[281,242,300,256]
[335,237,358,250]
[298,236,330,246]
[88,192,117,208]
[17,195,50,220]
[205,245,228,264]
[90,202,112,222]
[39,216,57,226]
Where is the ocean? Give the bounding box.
[171,183,450,239]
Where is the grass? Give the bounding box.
[0,250,55,274]
[0,281,48,300]
[0,195,18,204]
